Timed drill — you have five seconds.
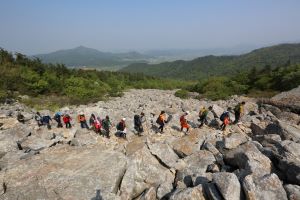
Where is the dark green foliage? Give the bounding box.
[121,43,300,80]
[0,48,190,106]
[175,89,189,99]
[191,63,300,100]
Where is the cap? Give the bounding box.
[122,118,126,121]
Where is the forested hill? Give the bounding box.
[120,43,300,80]
[34,46,150,67]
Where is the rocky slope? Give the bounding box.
[0,89,299,200]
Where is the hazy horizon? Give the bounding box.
[1,0,300,55]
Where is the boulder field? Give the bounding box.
[0,89,299,200]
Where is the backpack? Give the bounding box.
[54,113,61,121]
[117,122,125,131]
[134,115,141,126]
[220,111,229,121]
[234,104,240,113]
[156,116,162,124]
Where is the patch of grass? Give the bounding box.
[175,89,189,99]
[247,89,279,98]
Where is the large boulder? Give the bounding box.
[1,145,127,199]
[147,142,179,168]
[177,150,215,187]
[224,132,248,149]
[224,142,272,177]
[0,117,19,130]
[212,172,241,200]
[211,104,224,118]
[243,173,288,200]
[169,185,206,200]
[120,146,174,199]
[284,184,300,200]
[171,129,207,158]
[202,141,224,166]
[265,121,300,142]
[0,123,32,153]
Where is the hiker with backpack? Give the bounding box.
[180,111,190,133]
[220,108,231,131]
[134,112,145,136]
[89,114,96,130]
[78,112,89,129]
[156,111,167,133]
[234,102,245,124]
[42,113,52,129]
[116,118,127,139]
[198,106,212,128]
[94,117,102,134]
[63,114,72,128]
[54,112,63,128]
[34,112,43,127]
[102,115,112,138]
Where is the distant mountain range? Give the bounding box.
[34,46,151,68]
[120,43,300,80]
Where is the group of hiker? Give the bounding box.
[28,101,246,139]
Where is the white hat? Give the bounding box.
[80,111,84,115]
[185,111,190,115]
[122,118,126,121]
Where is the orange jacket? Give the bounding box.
[180,115,189,128]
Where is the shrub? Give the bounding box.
[175,89,189,99]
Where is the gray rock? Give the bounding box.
[250,123,265,136]
[139,187,157,200]
[212,104,224,118]
[147,142,179,168]
[224,132,248,149]
[203,183,223,200]
[1,146,127,200]
[170,185,206,200]
[243,173,288,200]
[177,150,215,187]
[171,129,206,158]
[224,142,272,177]
[265,121,300,142]
[202,141,224,166]
[212,172,241,200]
[284,184,300,200]
[281,140,300,158]
[120,146,174,199]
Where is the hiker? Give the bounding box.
[17,112,25,123]
[198,106,212,127]
[42,114,52,129]
[89,114,96,130]
[156,111,167,133]
[220,108,231,131]
[63,114,72,128]
[116,118,127,139]
[134,112,145,136]
[94,117,102,134]
[54,112,63,128]
[102,115,112,138]
[78,112,89,129]
[234,102,245,124]
[34,112,43,126]
[180,111,190,133]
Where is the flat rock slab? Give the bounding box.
[147,142,179,168]
[212,172,241,200]
[243,173,288,200]
[1,145,127,200]
[169,185,206,200]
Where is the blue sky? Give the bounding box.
[1,0,300,54]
